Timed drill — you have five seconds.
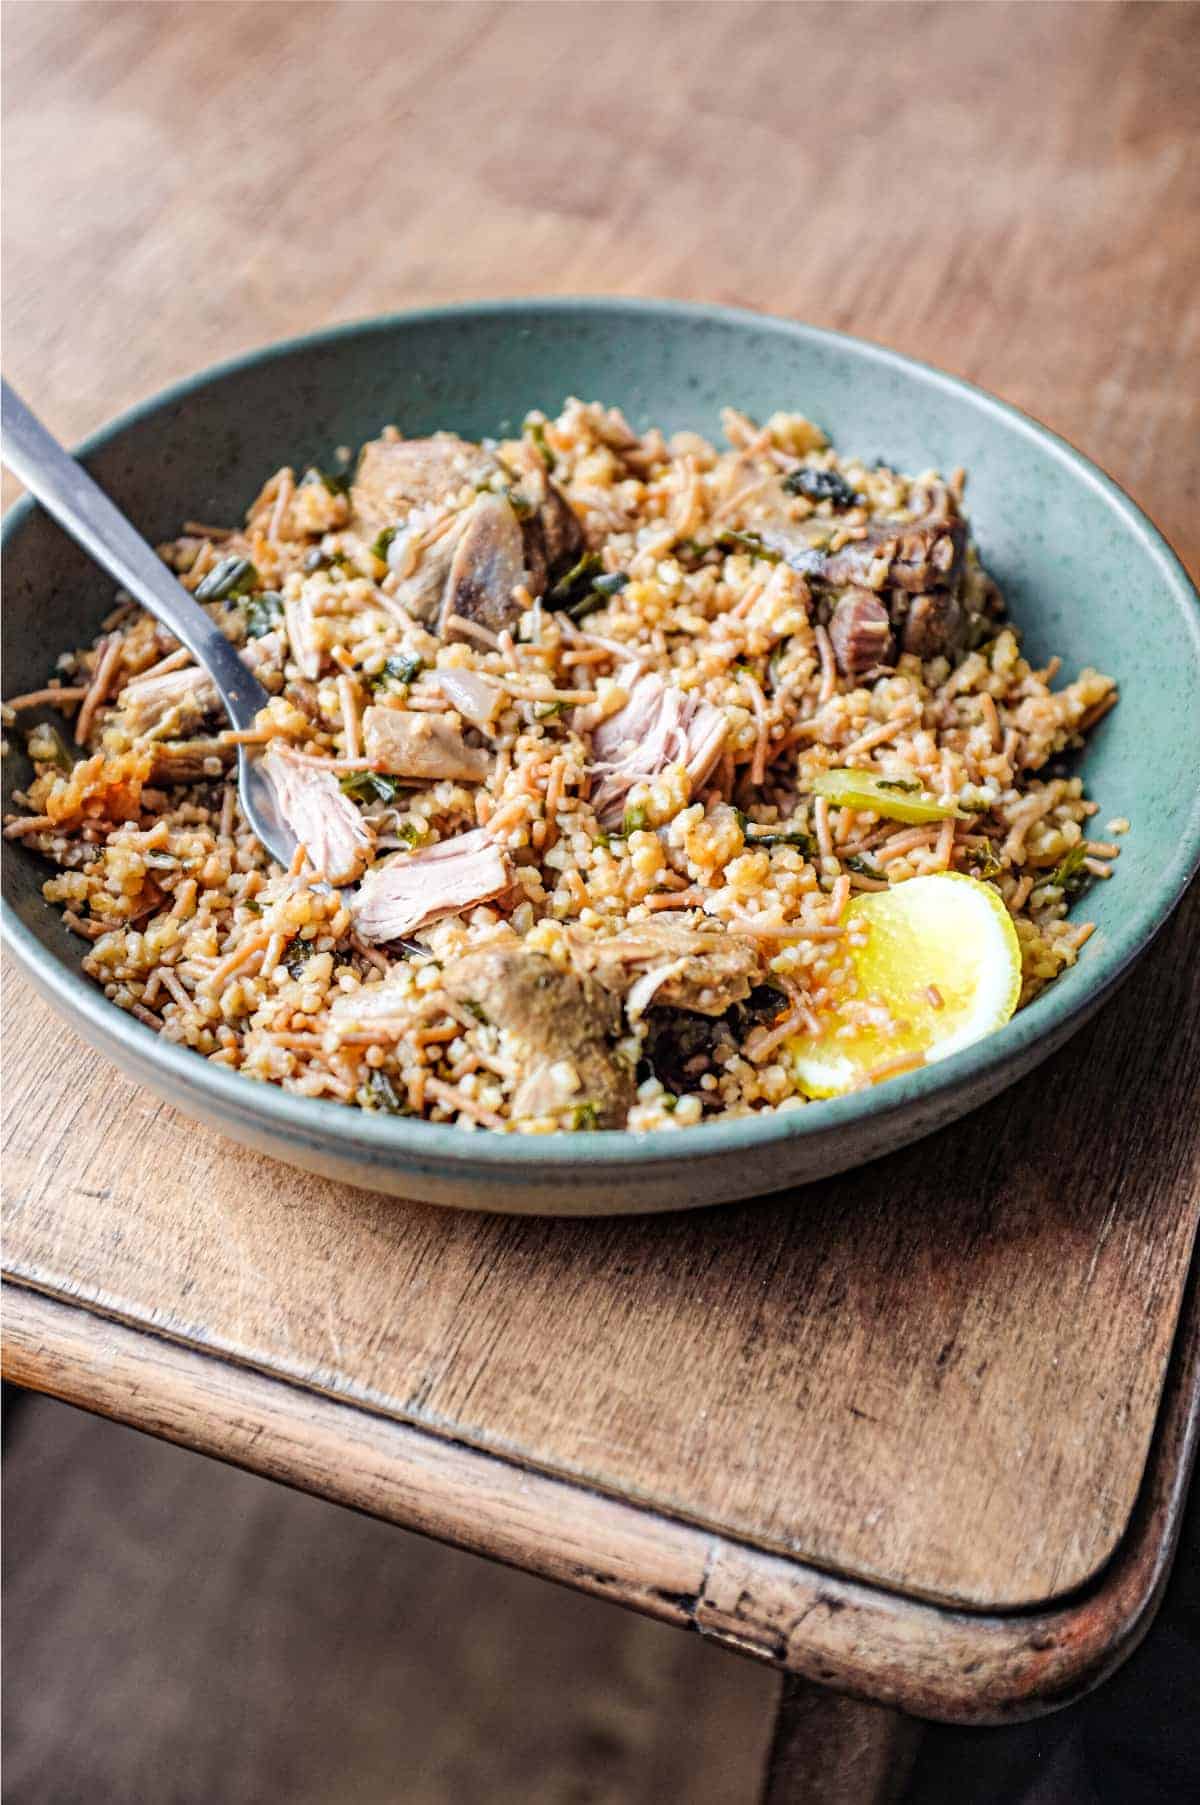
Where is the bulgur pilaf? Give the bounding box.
[2,402,1118,1132]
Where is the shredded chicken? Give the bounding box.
[362,704,491,782]
[351,827,510,942]
[263,744,374,885]
[589,667,727,824]
[351,434,500,531]
[115,633,284,736]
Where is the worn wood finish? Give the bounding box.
[4,1272,1197,1726]
[4,881,1198,1616]
[3,0,1199,1717]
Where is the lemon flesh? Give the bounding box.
[789,873,1022,1098]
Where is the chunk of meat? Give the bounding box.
[502,439,586,590]
[827,589,894,679]
[759,478,970,663]
[351,827,510,942]
[115,633,284,736]
[362,704,491,782]
[442,945,634,1126]
[263,744,374,884]
[589,667,727,825]
[387,515,470,628]
[441,493,528,640]
[385,494,529,641]
[572,921,765,1016]
[351,434,499,532]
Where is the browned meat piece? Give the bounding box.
[572,921,765,1017]
[388,516,469,628]
[827,589,894,679]
[263,744,374,884]
[898,588,966,659]
[443,945,634,1126]
[115,633,285,736]
[822,508,967,597]
[351,435,499,532]
[361,704,491,782]
[589,667,727,825]
[763,479,969,663]
[351,827,510,942]
[502,440,586,591]
[441,492,528,640]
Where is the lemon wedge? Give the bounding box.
[789,873,1021,1097]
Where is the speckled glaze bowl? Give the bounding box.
[4,300,1199,1213]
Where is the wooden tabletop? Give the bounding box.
[4,0,1198,1723]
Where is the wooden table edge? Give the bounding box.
[4,1269,1196,1726]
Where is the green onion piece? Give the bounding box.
[369,653,423,689]
[621,803,649,835]
[811,768,963,825]
[714,529,782,563]
[356,1069,410,1114]
[1046,840,1090,897]
[301,466,352,496]
[196,556,258,602]
[283,934,315,979]
[781,466,861,508]
[547,551,603,609]
[370,526,397,563]
[570,1100,600,1131]
[339,769,402,805]
[243,591,285,638]
[524,418,556,470]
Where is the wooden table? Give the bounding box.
[4,4,1199,1798]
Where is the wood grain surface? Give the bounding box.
[3,0,1199,1707]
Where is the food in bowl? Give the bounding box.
[2,400,1119,1132]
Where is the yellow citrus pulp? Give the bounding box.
[788,873,1022,1098]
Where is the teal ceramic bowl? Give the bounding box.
[4,299,1198,1214]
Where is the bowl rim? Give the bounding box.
[4,294,1199,1176]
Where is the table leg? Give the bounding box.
[760,1675,923,1805]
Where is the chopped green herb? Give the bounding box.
[1047,840,1091,897]
[876,778,921,794]
[532,700,564,720]
[243,590,285,638]
[393,820,425,850]
[301,466,352,496]
[782,466,861,508]
[714,529,782,563]
[621,803,649,835]
[969,844,1004,881]
[547,551,603,609]
[369,652,423,689]
[196,556,258,603]
[570,1100,600,1131]
[593,829,612,849]
[843,853,880,877]
[524,417,556,470]
[243,897,264,915]
[461,999,489,1023]
[370,526,398,563]
[282,934,315,980]
[356,1069,410,1114]
[749,827,817,854]
[339,769,402,805]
